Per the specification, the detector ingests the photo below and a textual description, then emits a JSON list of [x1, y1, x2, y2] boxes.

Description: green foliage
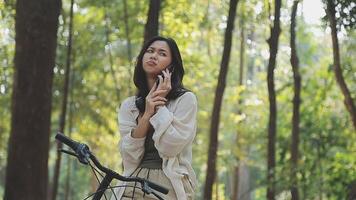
[[0, 0, 354, 199], [321, 0, 356, 31]]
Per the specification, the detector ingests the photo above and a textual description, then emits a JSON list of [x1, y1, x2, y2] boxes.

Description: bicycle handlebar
[[55, 132, 80, 150], [55, 132, 169, 195]]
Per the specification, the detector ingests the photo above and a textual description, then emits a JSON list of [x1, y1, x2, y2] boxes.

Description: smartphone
[[156, 64, 174, 85]]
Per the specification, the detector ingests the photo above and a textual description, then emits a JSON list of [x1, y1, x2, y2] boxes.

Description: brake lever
[[58, 143, 90, 165], [59, 149, 78, 158], [142, 182, 164, 200], [151, 191, 164, 200]]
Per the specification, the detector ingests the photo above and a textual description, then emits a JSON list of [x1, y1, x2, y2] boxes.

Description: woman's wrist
[[142, 113, 151, 121]]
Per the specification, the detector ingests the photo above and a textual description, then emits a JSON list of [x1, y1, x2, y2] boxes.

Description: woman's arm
[[131, 82, 167, 138], [119, 98, 146, 167], [150, 92, 197, 157]]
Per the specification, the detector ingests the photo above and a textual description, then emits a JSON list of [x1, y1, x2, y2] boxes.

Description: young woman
[[114, 36, 197, 200]]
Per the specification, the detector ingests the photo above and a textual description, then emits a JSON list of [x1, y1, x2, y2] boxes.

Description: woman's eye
[[159, 52, 167, 56], [146, 49, 154, 53]]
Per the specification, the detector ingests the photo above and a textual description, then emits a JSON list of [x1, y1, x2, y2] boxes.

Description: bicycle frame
[[55, 132, 168, 200]]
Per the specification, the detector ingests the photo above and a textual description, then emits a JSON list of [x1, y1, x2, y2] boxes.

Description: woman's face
[[142, 40, 172, 77]]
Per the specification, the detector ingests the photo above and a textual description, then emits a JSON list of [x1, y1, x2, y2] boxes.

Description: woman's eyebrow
[[158, 48, 168, 52], [148, 46, 168, 52]]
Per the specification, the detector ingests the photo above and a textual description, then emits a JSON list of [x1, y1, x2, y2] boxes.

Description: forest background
[[0, 0, 355, 199]]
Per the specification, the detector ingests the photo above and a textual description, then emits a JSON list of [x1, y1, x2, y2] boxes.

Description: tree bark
[[232, 14, 246, 200], [123, 0, 133, 62], [232, 165, 239, 200], [266, 0, 281, 199], [4, 0, 61, 199], [123, 0, 134, 94], [290, 1, 301, 200], [325, 0, 356, 130], [143, 0, 161, 44], [203, 0, 239, 199], [104, 5, 121, 102], [64, 61, 75, 200], [51, 0, 74, 199]]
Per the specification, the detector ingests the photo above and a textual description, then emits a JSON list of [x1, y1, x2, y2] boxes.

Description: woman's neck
[[147, 76, 156, 90]]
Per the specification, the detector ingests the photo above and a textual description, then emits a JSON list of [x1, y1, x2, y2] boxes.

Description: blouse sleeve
[[150, 92, 197, 157], [118, 98, 146, 168]]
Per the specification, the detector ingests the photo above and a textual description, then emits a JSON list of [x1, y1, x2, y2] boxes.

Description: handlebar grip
[[55, 132, 79, 151], [146, 179, 169, 194]]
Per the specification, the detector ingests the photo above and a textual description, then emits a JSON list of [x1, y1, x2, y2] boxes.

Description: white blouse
[[115, 92, 198, 200]]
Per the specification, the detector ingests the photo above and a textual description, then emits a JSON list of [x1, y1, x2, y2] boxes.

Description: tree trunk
[[347, 181, 356, 200], [232, 14, 246, 200], [237, 161, 251, 200], [123, 0, 133, 62], [123, 0, 133, 94], [104, 5, 121, 102], [51, 0, 74, 199], [4, 0, 61, 199], [290, 1, 301, 200], [64, 62, 75, 200], [203, 0, 239, 199], [266, 0, 281, 199], [325, 0, 356, 130], [143, 0, 161, 44], [232, 165, 239, 200]]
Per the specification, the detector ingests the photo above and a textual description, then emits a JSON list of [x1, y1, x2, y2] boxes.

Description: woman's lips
[[146, 60, 157, 66]]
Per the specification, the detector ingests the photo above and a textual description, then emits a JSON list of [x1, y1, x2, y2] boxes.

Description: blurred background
[[0, 0, 355, 199]]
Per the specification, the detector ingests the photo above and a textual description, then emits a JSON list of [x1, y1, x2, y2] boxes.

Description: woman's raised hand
[[144, 82, 167, 118], [156, 68, 172, 98]]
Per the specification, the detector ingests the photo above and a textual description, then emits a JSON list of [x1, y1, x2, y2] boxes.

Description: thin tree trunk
[[238, 20, 245, 88], [232, 14, 246, 200], [63, 153, 72, 200], [232, 166, 239, 200], [63, 111, 74, 200], [103, 5, 121, 102], [203, 0, 239, 199], [64, 50, 76, 200], [123, 0, 133, 94], [317, 144, 323, 200], [290, 1, 301, 200], [325, 0, 356, 129], [203, 0, 212, 58], [143, 0, 161, 44], [4, 0, 61, 199], [347, 181, 356, 200], [266, 0, 281, 199], [51, 0, 74, 199], [123, 0, 133, 62]]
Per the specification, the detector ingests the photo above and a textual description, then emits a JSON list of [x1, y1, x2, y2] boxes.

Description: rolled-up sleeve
[[150, 92, 197, 157], [118, 98, 145, 168]]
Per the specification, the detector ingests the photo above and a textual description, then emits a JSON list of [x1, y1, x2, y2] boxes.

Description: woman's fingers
[[158, 75, 163, 86], [150, 96, 167, 103], [153, 69, 172, 99], [152, 100, 167, 107], [146, 95, 166, 104], [148, 81, 157, 95], [151, 89, 168, 97], [162, 69, 171, 85], [162, 69, 168, 79]]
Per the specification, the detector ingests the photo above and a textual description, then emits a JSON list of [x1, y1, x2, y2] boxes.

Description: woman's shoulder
[[180, 91, 196, 99], [120, 96, 137, 110], [176, 91, 197, 105]]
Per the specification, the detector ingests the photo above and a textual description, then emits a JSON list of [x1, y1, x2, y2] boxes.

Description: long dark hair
[[134, 36, 189, 113]]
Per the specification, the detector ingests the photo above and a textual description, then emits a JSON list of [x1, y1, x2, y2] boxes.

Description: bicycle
[[55, 132, 169, 200]]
